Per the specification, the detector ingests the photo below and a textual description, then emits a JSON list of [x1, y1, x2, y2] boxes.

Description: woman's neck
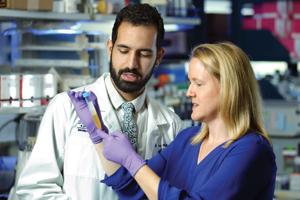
[[206, 118, 230, 144]]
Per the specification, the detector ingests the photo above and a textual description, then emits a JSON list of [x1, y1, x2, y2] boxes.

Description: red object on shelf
[[279, 37, 300, 58], [261, 17, 289, 38], [279, 38, 295, 52], [253, 1, 288, 17], [288, 1, 300, 16], [290, 19, 300, 33], [243, 17, 261, 30]]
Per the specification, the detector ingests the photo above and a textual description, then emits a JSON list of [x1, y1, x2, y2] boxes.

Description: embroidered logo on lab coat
[[154, 143, 167, 149], [77, 122, 87, 132]]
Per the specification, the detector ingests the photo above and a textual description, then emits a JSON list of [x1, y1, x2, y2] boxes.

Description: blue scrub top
[[103, 126, 277, 200]]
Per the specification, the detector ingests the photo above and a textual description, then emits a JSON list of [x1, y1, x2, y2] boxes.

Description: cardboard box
[[8, 0, 52, 11], [0, 0, 7, 8]]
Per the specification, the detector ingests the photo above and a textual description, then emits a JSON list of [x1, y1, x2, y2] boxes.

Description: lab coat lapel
[[92, 75, 122, 132], [142, 97, 170, 159], [147, 96, 169, 128]]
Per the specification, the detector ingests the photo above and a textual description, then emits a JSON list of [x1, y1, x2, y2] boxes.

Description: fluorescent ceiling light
[[205, 0, 231, 14], [251, 61, 287, 78]]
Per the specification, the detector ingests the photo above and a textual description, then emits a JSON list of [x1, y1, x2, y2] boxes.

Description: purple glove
[[100, 131, 146, 176], [67, 90, 108, 144]]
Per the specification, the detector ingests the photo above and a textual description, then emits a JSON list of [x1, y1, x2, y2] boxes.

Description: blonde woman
[[69, 42, 276, 200]]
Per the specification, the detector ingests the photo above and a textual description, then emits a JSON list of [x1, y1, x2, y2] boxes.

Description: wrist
[[89, 128, 103, 144], [125, 153, 146, 176]]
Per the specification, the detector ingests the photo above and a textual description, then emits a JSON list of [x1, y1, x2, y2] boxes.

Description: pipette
[[82, 91, 102, 129]]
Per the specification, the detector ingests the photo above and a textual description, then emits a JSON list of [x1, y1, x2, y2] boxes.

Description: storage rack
[[231, 0, 298, 76], [0, 5, 202, 114]]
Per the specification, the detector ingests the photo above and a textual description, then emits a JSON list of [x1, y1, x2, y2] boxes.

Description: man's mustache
[[119, 68, 142, 77]]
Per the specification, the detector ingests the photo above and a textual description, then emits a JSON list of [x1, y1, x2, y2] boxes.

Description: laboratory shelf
[[15, 58, 89, 68], [275, 190, 300, 200], [0, 8, 201, 25], [0, 8, 91, 21], [164, 17, 200, 25], [19, 43, 105, 51], [0, 106, 46, 114], [95, 14, 201, 25]]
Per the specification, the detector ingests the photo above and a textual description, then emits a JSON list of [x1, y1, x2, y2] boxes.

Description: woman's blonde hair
[[191, 42, 271, 146]]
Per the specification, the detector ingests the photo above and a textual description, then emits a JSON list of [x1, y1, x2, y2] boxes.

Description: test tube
[[82, 91, 102, 129]]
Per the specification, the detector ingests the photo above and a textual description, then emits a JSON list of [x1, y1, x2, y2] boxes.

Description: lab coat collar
[[104, 74, 146, 113], [94, 73, 169, 128], [146, 96, 169, 126]]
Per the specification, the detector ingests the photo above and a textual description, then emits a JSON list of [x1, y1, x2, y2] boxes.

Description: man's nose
[[127, 52, 138, 69]]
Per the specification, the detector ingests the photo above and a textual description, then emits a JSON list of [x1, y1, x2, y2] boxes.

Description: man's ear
[[107, 40, 113, 57], [156, 48, 165, 66]]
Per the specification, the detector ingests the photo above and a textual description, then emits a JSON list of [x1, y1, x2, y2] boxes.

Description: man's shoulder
[[146, 97, 176, 115], [146, 97, 181, 122]]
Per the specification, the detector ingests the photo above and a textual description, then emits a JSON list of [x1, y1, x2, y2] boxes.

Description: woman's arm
[[134, 165, 160, 200], [94, 143, 121, 176], [103, 133, 276, 200]]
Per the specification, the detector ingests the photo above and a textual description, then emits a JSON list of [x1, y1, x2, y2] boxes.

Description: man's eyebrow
[[116, 44, 129, 48]]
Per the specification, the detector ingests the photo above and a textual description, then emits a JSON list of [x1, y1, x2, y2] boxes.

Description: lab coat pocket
[[64, 130, 102, 179], [144, 126, 175, 159], [143, 129, 163, 159]]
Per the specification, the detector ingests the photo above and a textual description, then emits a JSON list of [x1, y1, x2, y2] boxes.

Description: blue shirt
[[102, 126, 277, 200]]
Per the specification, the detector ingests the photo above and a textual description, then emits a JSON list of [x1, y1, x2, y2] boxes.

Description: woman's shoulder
[[236, 132, 270, 146], [174, 126, 201, 142], [231, 132, 274, 156]]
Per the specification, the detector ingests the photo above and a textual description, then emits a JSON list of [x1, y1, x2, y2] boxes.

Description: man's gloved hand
[[99, 131, 146, 176], [67, 90, 108, 144]]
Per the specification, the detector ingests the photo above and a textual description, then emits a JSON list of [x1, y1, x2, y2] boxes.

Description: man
[[16, 4, 183, 200]]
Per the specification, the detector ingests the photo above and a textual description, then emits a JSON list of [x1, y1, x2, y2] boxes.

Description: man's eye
[[119, 49, 128, 54], [139, 51, 152, 57]]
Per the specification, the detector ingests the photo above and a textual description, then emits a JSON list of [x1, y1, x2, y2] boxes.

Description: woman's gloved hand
[[67, 90, 108, 144], [100, 131, 146, 176]]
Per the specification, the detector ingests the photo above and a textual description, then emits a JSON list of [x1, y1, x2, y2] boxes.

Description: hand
[[67, 90, 108, 144], [100, 131, 146, 176]]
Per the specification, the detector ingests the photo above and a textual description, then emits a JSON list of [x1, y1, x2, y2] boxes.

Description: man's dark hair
[[111, 3, 165, 49]]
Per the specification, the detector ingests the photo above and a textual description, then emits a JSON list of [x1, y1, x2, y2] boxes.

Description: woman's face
[[186, 57, 221, 123]]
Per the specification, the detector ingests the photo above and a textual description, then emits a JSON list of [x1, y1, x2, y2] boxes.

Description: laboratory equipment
[[262, 100, 300, 137], [82, 91, 102, 129]]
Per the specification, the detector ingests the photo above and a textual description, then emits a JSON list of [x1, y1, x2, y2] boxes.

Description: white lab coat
[[16, 73, 183, 200]]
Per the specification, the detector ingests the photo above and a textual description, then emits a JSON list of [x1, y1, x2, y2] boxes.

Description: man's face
[[108, 22, 164, 94]]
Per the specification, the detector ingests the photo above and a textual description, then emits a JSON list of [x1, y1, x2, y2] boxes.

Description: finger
[[67, 90, 75, 99], [76, 91, 84, 100], [96, 129, 109, 139], [111, 131, 125, 138], [89, 91, 97, 101]]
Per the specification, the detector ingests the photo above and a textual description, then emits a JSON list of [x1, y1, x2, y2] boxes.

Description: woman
[[69, 42, 277, 199]]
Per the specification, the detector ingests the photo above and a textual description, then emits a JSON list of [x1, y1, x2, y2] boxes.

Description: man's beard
[[109, 59, 155, 93]]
